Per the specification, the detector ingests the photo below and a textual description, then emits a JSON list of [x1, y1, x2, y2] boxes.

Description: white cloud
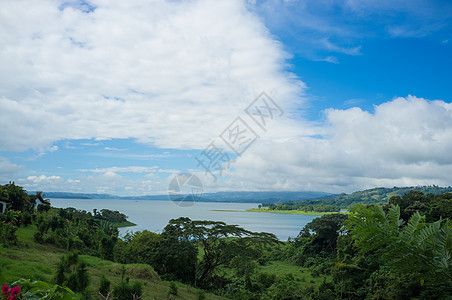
[[9, 94, 452, 195], [23, 175, 62, 183], [2, 0, 452, 195], [327, 96, 452, 164], [220, 96, 452, 193], [316, 56, 339, 64], [321, 38, 361, 55], [67, 178, 80, 183], [0, 0, 304, 152], [17, 175, 64, 190], [0, 157, 23, 182], [80, 166, 159, 173], [104, 147, 127, 151]]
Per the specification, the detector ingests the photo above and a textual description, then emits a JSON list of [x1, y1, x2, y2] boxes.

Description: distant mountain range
[[42, 191, 332, 204], [40, 185, 452, 206]]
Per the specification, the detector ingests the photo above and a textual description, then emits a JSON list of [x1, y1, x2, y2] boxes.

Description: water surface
[[50, 199, 319, 240]]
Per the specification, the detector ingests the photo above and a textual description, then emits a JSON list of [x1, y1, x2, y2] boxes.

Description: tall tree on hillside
[[1, 182, 30, 212], [298, 213, 348, 254], [387, 190, 427, 221], [162, 217, 279, 289]]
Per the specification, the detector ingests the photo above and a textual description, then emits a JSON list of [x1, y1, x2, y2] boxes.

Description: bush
[[197, 289, 206, 300], [21, 211, 33, 227], [67, 236, 84, 251], [54, 252, 89, 293], [113, 279, 143, 300], [54, 262, 66, 285], [76, 262, 89, 291], [99, 275, 111, 297], [1, 223, 18, 244], [264, 274, 305, 300], [37, 203, 50, 212], [167, 281, 178, 296]]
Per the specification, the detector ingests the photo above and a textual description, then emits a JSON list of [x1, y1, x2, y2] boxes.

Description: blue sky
[[1, 0, 452, 195]]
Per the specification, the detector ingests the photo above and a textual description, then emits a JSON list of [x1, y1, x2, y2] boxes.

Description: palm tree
[[36, 191, 50, 205]]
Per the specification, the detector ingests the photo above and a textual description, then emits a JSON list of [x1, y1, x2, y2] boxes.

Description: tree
[[426, 192, 452, 222], [1, 182, 30, 212], [387, 190, 427, 221], [298, 213, 348, 254], [162, 217, 279, 289]]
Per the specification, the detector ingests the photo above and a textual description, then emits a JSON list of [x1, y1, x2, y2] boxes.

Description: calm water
[[50, 199, 319, 240]]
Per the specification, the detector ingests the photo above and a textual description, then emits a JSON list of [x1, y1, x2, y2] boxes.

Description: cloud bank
[[1, 0, 452, 195], [224, 96, 452, 193], [0, 0, 304, 152]]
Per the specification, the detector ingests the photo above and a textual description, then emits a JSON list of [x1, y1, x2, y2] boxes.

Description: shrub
[[99, 275, 111, 297], [167, 281, 178, 296], [197, 289, 206, 300], [112, 279, 143, 300], [37, 203, 50, 213]]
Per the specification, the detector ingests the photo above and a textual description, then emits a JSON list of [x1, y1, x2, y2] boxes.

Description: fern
[[387, 205, 402, 236], [345, 204, 452, 282], [400, 212, 422, 244]]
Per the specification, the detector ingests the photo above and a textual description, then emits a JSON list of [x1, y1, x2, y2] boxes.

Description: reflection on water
[[51, 199, 319, 240]]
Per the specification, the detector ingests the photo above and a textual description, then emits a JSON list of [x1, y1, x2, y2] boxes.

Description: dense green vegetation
[[247, 208, 340, 216], [260, 185, 452, 213], [246, 202, 341, 216], [1, 182, 451, 299], [259, 203, 341, 213], [288, 185, 452, 208]]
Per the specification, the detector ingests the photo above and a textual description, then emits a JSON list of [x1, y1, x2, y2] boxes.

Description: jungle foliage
[[0, 183, 451, 299]]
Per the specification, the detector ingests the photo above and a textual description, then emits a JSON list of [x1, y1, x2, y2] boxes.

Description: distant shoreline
[[114, 220, 137, 228], [210, 209, 244, 212], [246, 208, 340, 216]]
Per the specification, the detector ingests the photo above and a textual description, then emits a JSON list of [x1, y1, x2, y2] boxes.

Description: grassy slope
[[0, 225, 224, 300], [258, 261, 326, 286], [1, 226, 327, 299]]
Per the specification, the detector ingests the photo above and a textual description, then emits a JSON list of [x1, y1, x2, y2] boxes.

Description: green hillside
[[0, 225, 224, 300], [296, 185, 452, 207]]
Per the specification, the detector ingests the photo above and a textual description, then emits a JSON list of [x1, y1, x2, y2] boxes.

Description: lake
[[50, 198, 319, 240]]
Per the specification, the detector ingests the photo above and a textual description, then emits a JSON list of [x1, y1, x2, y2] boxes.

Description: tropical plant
[[0, 182, 31, 212], [345, 204, 452, 284], [8, 279, 79, 299], [112, 279, 142, 300]]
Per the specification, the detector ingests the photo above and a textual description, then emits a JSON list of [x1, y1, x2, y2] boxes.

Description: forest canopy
[[0, 183, 451, 299]]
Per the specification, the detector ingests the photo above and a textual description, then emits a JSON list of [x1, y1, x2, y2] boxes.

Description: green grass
[[0, 226, 225, 300], [258, 261, 327, 286], [0, 226, 65, 283], [246, 208, 339, 216], [2, 225, 328, 299]]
